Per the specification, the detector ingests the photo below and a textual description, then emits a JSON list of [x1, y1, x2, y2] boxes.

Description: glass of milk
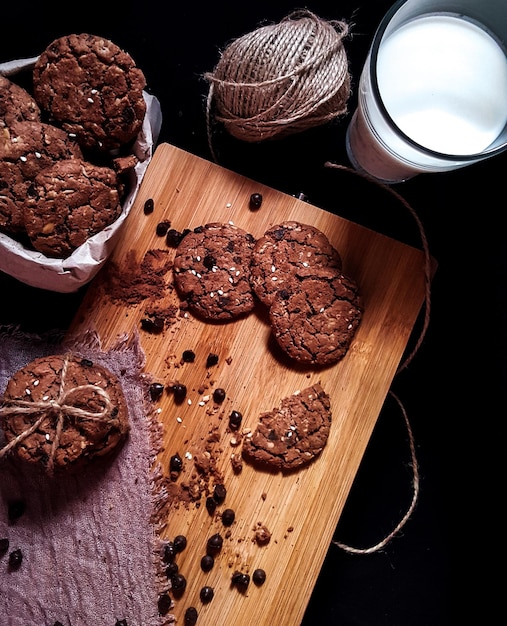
[[345, 0, 507, 183]]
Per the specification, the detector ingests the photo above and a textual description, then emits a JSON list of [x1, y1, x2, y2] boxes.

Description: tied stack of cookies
[[0, 33, 153, 266], [0, 354, 130, 476]]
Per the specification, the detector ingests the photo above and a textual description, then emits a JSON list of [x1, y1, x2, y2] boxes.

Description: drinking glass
[[346, 0, 507, 183]]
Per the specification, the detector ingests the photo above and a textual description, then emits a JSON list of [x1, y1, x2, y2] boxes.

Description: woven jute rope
[[324, 162, 432, 555], [0, 355, 114, 475], [205, 10, 351, 152]]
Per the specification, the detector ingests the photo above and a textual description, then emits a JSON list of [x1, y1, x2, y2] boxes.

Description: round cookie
[[23, 157, 122, 258], [269, 266, 363, 366], [0, 354, 129, 475], [242, 383, 331, 471], [250, 221, 342, 307], [32, 33, 147, 153], [0, 75, 41, 127], [173, 222, 257, 320], [0, 120, 83, 235]]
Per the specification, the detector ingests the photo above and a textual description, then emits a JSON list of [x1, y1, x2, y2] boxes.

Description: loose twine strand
[[205, 11, 351, 158], [324, 162, 432, 554], [0, 355, 114, 475]]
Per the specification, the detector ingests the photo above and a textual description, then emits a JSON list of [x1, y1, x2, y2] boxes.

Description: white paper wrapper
[[0, 56, 163, 293]]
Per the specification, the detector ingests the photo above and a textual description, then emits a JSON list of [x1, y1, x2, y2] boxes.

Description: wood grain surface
[[70, 143, 429, 625]]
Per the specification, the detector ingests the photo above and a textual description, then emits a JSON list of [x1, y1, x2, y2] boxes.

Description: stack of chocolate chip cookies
[[0, 33, 147, 258]]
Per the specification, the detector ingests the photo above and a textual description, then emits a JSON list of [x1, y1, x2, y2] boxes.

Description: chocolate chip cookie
[[242, 383, 331, 471], [0, 75, 41, 127], [250, 221, 342, 306], [173, 222, 257, 320], [269, 266, 363, 366], [0, 120, 83, 235], [0, 354, 129, 474], [32, 33, 147, 153], [24, 157, 122, 257]]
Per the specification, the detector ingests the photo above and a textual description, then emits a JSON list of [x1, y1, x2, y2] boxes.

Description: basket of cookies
[[0, 33, 162, 292]]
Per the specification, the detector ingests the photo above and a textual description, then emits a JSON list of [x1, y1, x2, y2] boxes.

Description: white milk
[[377, 14, 507, 155]]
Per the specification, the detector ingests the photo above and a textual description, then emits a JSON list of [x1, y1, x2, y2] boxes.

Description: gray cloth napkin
[[0, 327, 171, 626]]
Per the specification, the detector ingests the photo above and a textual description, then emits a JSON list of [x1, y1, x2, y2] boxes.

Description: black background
[[1, 1, 506, 624]]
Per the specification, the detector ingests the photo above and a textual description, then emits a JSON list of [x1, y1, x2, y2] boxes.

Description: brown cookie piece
[[269, 266, 363, 366], [173, 222, 257, 320], [23, 157, 122, 258], [0, 120, 83, 235], [242, 383, 331, 471], [0, 354, 129, 474], [250, 221, 342, 306], [0, 75, 41, 127], [32, 33, 147, 153]]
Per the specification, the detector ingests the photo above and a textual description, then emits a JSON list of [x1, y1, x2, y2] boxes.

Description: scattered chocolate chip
[[115, 619, 128, 626], [156, 220, 171, 236], [143, 198, 154, 214], [213, 484, 227, 504], [163, 541, 176, 563], [165, 562, 179, 578], [169, 453, 183, 474], [205, 496, 217, 515], [166, 228, 184, 247], [252, 568, 266, 586], [205, 353, 219, 368], [7, 500, 25, 523], [140, 315, 165, 334], [149, 382, 165, 401], [184, 606, 198, 626], [54, 621, 65, 626], [200, 554, 214, 572], [206, 533, 223, 556], [0, 538, 9, 556], [231, 571, 250, 590], [228, 410, 243, 430], [158, 592, 172, 615], [212, 388, 226, 404], [173, 534, 187, 553], [182, 350, 196, 363], [170, 573, 187, 597], [249, 193, 263, 210], [8, 548, 22, 570], [171, 383, 187, 403], [221, 508, 235, 527], [199, 585, 214, 603]]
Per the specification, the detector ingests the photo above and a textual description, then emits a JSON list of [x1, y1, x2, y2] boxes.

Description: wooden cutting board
[[70, 143, 429, 625]]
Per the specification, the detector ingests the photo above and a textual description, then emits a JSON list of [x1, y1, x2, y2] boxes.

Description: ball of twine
[[205, 10, 351, 146]]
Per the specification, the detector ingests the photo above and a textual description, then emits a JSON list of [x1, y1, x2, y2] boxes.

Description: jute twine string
[[324, 162, 432, 555], [205, 10, 351, 156], [0, 355, 114, 475]]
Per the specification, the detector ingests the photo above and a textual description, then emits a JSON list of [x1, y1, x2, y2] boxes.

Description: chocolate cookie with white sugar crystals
[[24, 157, 122, 258], [250, 220, 342, 307], [242, 383, 331, 471], [0, 355, 129, 474], [0, 75, 41, 127], [32, 33, 147, 153], [0, 120, 82, 236], [173, 222, 257, 320], [269, 266, 363, 366]]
